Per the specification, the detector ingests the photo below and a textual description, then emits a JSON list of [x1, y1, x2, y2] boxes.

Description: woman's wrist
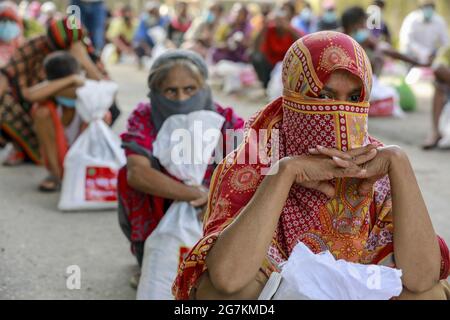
[[384, 146, 409, 176], [277, 156, 307, 184]]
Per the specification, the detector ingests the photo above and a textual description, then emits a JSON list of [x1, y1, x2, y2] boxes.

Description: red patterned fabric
[[173, 31, 450, 300]]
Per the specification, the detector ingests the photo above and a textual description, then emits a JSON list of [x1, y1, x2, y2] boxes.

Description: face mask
[[0, 21, 21, 42], [322, 10, 337, 24], [422, 6, 434, 21], [144, 13, 158, 27], [205, 11, 215, 24], [149, 87, 214, 131], [300, 8, 312, 21], [56, 96, 77, 108], [352, 29, 370, 44]]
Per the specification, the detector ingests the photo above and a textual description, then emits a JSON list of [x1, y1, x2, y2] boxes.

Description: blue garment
[[292, 16, 317, 35], [133, 14, 169, 47], [71, 0, 107, 52]]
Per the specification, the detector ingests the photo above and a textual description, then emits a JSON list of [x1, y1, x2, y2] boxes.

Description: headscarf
[[148, 49, 214, 132], [172, 31, 449, 299], [47, 16, 85, 50], [0, 1, 23, 26]]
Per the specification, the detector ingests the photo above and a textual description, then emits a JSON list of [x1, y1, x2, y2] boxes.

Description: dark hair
[[341, 6, 367, 31], [282, 1, 296, 17], [44, 51, 80, 80]]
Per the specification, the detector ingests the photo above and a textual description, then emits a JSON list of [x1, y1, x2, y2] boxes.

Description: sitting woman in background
[[118, 50, 244, 286], [212, 3, 253, 64], [32, 51, 112, 192], [0, 1, 24, 67], [0, 17, 119, 170], [173, 32, 450, 300]]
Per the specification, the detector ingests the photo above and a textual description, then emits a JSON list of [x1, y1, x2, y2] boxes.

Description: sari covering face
[[172, 31, 450, 300]]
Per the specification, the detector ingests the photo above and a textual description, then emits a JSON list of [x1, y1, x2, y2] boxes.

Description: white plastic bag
[[58, 80, 124, 211], [267, 62, 283, 101], [137, 110, 225, 300], [370, 75, 404, 118], [260, 242, 403, 300], [438, 101, 450, 149]]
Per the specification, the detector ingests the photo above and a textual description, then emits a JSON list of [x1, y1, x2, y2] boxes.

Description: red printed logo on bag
[[178, 246, 191, 269], [85, 167, 118, 202]]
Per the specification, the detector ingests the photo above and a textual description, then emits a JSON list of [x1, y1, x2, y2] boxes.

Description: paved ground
[[0, 64, 449, 299]]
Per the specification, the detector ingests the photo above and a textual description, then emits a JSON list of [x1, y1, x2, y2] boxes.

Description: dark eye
[[349, 94, 361, 102], [165, 88, 177, 95], [184, 86, 196, 94], [318, 92, 333, 100]]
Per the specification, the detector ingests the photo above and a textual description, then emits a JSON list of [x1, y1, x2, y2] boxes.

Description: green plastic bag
[[381, 77, 417, 111]]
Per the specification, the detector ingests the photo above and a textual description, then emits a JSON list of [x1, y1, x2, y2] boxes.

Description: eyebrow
[[321, 86, 363, 94]]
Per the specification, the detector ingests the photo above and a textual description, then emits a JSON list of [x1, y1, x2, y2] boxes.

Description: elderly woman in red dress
[[118, 50, 244, 276], [173, 32, 450, 300]]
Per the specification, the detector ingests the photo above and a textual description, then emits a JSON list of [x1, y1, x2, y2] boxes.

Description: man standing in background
[[71, 0, 107, 53], [399, 0, 449, 66]]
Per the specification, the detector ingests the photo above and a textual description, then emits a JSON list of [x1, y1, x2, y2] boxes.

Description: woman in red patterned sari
[[173, 31, 450, 300]]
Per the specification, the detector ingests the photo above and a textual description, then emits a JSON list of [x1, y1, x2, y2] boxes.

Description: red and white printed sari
[[173, 31, 450, 300]]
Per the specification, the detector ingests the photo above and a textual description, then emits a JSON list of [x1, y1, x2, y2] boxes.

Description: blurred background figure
[[423, 46, 450, 149], [370, 0, 391, 44], [317, 0, 340, 31], [249, 2, 272, 34], [399, 0, 449, 66], [105, 4, 137, 64], [212, 3, 253, 63], [251, 3, 302, 91], [292, 1, 317, 35], [167, 1, 192, 48], [71, 0, 107, 53], [18, 0, 45, 38], [39, 1, 58, 27], [0, 1, 24, 67], [182, 2, 225, 58], [133, 1, 169, 68]]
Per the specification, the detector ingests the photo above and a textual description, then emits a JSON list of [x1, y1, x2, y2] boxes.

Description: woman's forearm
[[22, 76, 75, 102], [127, 160, 201, 202], [69, 41, 105, 81], [206, 161, 295, 295], [388, 149, 441, 292]]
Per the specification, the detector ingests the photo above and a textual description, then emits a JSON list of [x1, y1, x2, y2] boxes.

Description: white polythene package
[[438, 101, 450, 149], [58, 80, 125, 211], [137, 110, 225, 300], [259, 242, 403, 300]]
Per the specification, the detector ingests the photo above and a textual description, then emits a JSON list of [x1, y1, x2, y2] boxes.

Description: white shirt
[[399, 9, 449, 64]]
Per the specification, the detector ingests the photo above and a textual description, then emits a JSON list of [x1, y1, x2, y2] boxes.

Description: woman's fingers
[[190, 196, 208, 207], [332, 156, 353, 168], [309, 145, 352, 160], [333, 166, 367, 179], [353, 148, 378, 165], [309, 144, 377, 161]]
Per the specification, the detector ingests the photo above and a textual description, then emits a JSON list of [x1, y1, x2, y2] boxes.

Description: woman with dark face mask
[[117, 50, 244, 286]]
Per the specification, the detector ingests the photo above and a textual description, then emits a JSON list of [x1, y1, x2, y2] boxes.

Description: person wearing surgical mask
[[32, 51, 113, 192], [399, 0, 449, 66], [133, 1, 170, 68], [182, 2, 225, 58], [342, 6, 429, 77], [0, 2, 24, 67], [292, 2, 317, 35], [317, 0, 340, 32]]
